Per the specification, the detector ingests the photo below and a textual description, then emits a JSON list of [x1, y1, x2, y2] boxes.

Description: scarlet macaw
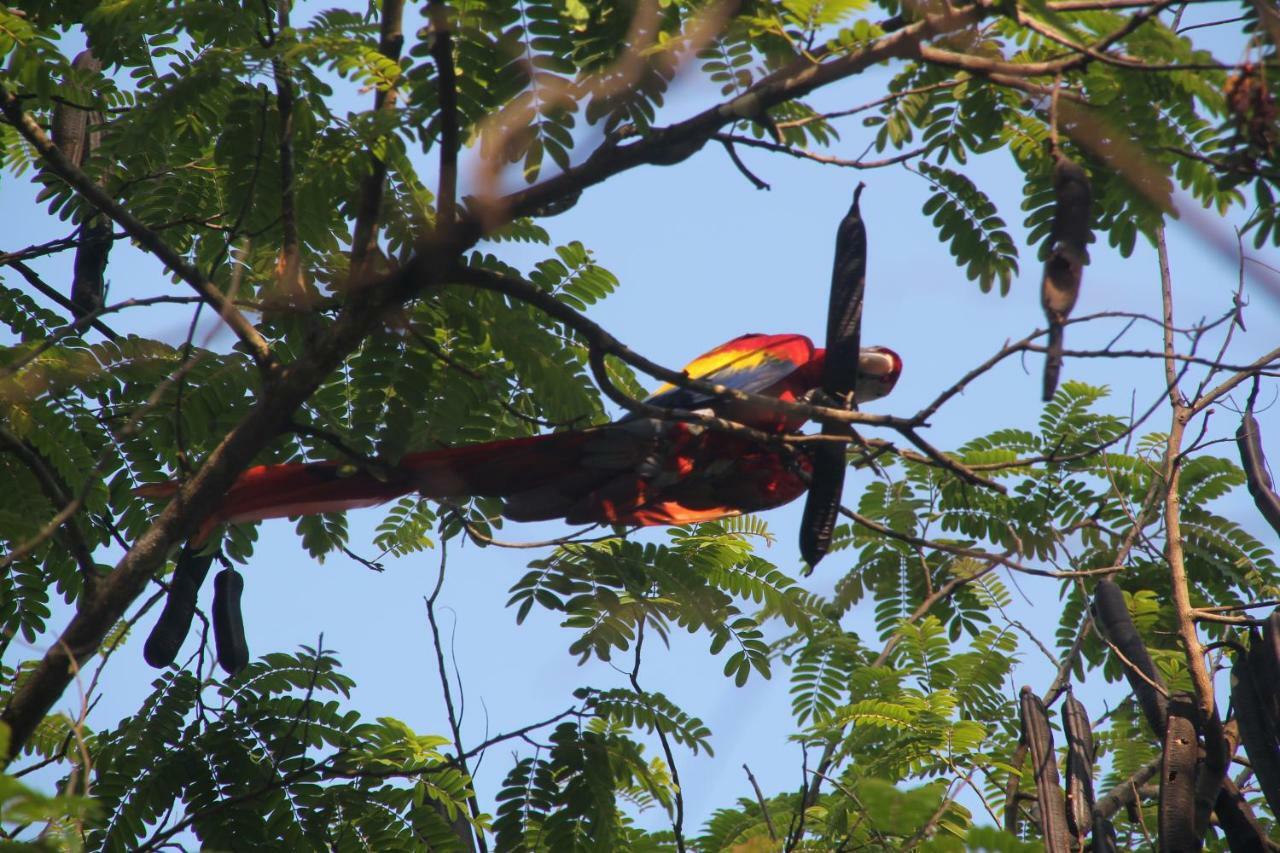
[[137, 333, 902, 541]]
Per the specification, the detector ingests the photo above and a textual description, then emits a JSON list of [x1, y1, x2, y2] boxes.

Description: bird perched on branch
[[137, 333, 902, 544]]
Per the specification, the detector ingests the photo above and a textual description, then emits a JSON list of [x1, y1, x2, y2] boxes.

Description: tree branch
[[0, 241, 458, 761]]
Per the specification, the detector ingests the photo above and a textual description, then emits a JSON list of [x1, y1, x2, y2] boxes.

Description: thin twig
[[425, 540, 488, 852], [631, 620, 686, 852], [743, 764, 778, 840]]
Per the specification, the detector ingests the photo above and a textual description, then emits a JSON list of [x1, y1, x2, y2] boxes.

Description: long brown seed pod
[[52, 48, 111, 320], [1019, 686, 1071, 852], [1203, 717, 1274, 850], [1041, 154, 1091, 402], [1231, 648, 1280, 819], [1061, 693, 1096, 842], [1192, 710, 1229, 842], [1092, 579, 1168, 736], [1090, 813, 1119, 853], [212, 567, 249, 676], [1215, 777, 1278, 851], [1159, 695, 1201, 852], [143, 545, 215, 668], [1258, 611, 1280, 724], [1237, 406, 1280, 537], [800, 184, 866, 569]]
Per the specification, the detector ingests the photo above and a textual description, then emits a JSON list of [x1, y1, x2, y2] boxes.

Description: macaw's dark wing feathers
[[801, 185, 867, 569], [136, 417, 813, 545], [642, 333, 816, 412]]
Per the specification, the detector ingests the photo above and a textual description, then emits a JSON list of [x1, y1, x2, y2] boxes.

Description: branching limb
[[1154, 225, 1217, 723], [714, 132, 926, 169], [1093, 758, 1162, 820]]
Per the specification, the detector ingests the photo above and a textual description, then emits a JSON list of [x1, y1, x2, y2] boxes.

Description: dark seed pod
[[1193, 712, 1230, 842], [1019, 686, 1071, 852], [1040, 155, 1091, 402], [1158, 695, 1201, 852], [1061, 693, 1096, 842], [51, 49, 111, 321], [1214, 777, 1277, 851], [1256, 612, 1280, 725], [143, 546, 215, 668], [1232, 648, 1280, 819], [51, 49, 103, 169], [1091, 579, 1168, 736], [801, 184, 867, 569], [1236, 410, 1280, 537], [1091, 813, 1119, 853], [212, 568, 249, 676]]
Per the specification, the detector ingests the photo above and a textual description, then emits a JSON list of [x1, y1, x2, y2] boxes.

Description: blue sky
[[4, 3, 1280, 839]]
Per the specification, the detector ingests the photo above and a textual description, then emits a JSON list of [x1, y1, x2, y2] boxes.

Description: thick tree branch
[[0, 243, 457, 761], [488, 0, 1000, 226]]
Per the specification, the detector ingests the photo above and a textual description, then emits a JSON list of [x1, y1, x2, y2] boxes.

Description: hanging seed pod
[[1158, 695, 1201, 852], [1261, 611, 1280, 723], [1061, 693, 1096, 842], [1193, 712, 1230, 842], [1203, 717, 1274, 850], [1215, 777, 1277, 851], [143, 546, 215, 668], [801, 184, 867, 569], [51, 49, 103, 169], [1019, 687, 1071, 852], [1091, 579, 1168, 735], [1090, 813, 1119, 853], [1236, 405, 1280, 537], [212, 568, 249, 676], [1232, 646, 1280, 818], [52, 49, 111, 320], [1040, 154, 1091, 402]]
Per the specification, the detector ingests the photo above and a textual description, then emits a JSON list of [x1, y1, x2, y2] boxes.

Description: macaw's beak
[[855, 346, 903, 402]]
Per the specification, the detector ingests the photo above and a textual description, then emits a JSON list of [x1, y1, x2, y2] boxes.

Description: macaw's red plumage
[[136, 333, 902, 542]]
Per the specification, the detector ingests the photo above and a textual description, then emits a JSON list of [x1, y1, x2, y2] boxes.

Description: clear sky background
[[4, 2, 1280, 839]]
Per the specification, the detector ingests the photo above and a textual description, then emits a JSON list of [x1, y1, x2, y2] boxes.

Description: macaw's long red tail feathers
[[133, 431, 598, 537], [134, 460, 421, 542]]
